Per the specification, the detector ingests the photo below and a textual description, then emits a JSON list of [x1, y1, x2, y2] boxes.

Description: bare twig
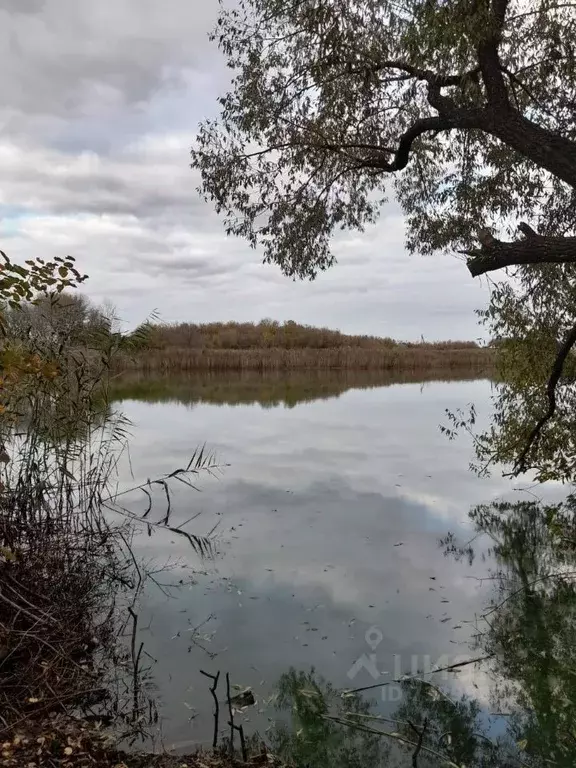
[[223, 671, 249, 760], [200, 669, 220, 749], [127, 607, 144, 723], [323, 715, 453, 764], [408, 718, 428, 767], [234, 722, 248, 762], [226, 671, 234, 757]]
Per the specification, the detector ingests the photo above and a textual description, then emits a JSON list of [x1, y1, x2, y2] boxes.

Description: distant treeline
[[118, 320, 493, 373], [1, 297, 492, 374], [146, 319, 482, 352]]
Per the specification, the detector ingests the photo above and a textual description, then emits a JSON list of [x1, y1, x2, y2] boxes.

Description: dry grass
[[0, 303, 218, 746], [119, 344, 492, 373], [0, 513, 122, 732], [0, 714, 284, 767], [0, 431, 217, 739]]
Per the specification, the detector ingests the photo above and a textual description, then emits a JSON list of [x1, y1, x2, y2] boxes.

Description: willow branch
[[465, 224, 576, 276]]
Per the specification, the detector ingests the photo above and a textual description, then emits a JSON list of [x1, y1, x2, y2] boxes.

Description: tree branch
[[514, 321, 576, 474], [361, 115, 456, 172], [408, 718, 428, 767], [477, 0, 511, 108], [465, 224, 576, 277], [323, 715, 454, 765], [200, 669, 220, 749], [339, 45, 480, 88], [500, 65, 557, 120], [366, 60, 478, 88], [344, 654, 493, 694]]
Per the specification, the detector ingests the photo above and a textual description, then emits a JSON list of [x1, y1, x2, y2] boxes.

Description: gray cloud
[[0, 1, 219, 115], [0, 0, 491, 338]]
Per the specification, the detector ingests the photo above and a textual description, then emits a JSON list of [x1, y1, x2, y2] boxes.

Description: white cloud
[[0, 0, 491, 337]]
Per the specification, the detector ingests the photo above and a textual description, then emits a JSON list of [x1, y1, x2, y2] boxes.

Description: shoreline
[[2, 715, 281, 767]]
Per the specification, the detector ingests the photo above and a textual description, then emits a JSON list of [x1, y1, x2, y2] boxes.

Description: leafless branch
[[200, 669, 221, 749], [408, 718, 428, 767]]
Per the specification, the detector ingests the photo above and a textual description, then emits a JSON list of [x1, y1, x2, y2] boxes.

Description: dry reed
[[118, 345, 492, 373], [0, 305, 217, 741]]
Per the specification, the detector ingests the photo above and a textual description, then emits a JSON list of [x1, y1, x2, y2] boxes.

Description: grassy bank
[[119, 320, 492, 373]]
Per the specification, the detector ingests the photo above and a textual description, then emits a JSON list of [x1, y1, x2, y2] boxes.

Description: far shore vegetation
[[124, 320, 493, 373], [2, 293, 494, 375]]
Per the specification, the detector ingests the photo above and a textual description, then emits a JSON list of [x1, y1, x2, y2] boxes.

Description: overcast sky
[[0, 0, 491, 339]]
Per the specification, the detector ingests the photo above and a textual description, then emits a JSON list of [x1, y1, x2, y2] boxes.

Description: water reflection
[[266, 668, 511, 767], [111, 372, 571, 762], [444, 496, 576, 766], [262, 496, 576, 766], [111, 369, 488, 409], [268, 668, 390, 767]]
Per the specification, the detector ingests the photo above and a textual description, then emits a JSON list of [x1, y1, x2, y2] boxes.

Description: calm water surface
[[111, 372, 556, 751]]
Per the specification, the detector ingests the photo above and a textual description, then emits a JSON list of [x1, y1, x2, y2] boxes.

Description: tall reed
[[0, 296, 217, 739], [117, 345, 492, 373]]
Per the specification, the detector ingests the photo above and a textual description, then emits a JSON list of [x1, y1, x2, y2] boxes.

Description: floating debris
[[230, 687, 255, 708]]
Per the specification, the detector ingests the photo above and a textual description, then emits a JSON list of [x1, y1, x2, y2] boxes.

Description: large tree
[[192, 0, 576, 478]]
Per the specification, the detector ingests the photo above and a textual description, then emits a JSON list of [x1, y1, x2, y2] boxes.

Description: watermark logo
[[347, 626, 383, 681], [347, 625, 466, 702]]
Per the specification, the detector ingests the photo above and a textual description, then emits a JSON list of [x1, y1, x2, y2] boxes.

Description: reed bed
[[118, 320, 492, 373], [0, 477, 127, 731], [0, 302, 218, 744], [0, 408, 216, 739], [118, 344, 493, 374]]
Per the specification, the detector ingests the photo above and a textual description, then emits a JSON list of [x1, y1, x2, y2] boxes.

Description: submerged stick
[[200, 669, 220, 749], [226, 672, 234, 756]]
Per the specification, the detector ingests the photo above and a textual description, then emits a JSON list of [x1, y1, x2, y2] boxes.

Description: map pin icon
[[365, 626, 383, 650]]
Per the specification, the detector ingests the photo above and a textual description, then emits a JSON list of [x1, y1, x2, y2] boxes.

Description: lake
[[110, 371, 563, 755]]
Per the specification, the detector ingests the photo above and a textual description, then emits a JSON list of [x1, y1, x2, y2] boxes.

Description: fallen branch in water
[[343, 653, 493, 694], [323, 714, 452, 765]]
